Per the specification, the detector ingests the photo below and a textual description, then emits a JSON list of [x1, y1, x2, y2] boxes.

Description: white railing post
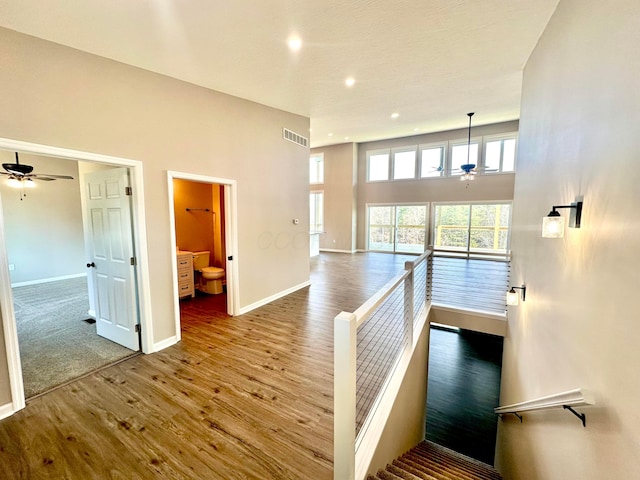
[[404, 261, 414, 348], [334, 311, 357, 480]]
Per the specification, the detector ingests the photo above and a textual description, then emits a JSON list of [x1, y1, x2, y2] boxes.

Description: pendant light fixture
[[460, 112, 476, 182]]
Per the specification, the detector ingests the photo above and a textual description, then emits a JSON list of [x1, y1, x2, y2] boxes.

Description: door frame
[[167, 171, 240, 338], [0, 137, 153, 416]]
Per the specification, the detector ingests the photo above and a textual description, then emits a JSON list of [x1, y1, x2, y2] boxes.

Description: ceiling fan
[[450, 112, 497, 181], [1, 152, 74, 186]]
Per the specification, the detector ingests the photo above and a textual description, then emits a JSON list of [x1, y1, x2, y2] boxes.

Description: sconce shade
[[542, 212, 565, 238], [506, 289, 519, 306], [7, 177, 21, 188]]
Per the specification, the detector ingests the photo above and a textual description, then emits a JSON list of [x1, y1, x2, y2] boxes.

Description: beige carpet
[[13, 276, 137, 398]]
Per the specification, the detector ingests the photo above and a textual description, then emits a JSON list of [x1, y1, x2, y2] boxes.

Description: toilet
[[192, 251, 225, 295]]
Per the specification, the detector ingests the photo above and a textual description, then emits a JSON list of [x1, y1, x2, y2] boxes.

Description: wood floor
[[0, 252, 412, 480]]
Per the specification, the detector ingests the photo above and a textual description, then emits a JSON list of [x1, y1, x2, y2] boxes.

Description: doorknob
[[86, 262, 96, 268]]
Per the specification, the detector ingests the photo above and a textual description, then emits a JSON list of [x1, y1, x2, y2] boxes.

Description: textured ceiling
[[0, 0, 559, 147]]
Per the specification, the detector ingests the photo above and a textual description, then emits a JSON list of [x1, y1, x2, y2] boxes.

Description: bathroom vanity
[[176, 251, 195, 298]]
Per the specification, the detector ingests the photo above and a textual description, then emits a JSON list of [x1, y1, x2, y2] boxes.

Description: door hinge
[[130, 257, 137, 266], [125, 186, 133, 196], [135, 324, 141, 333]]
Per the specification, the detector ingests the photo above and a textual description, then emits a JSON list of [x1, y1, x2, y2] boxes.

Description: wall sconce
[[542, 197, 583, 238], [507, 285, 526, 306]]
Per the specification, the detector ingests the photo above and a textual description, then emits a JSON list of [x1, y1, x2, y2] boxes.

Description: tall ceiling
[[0, 0, 559, 147]]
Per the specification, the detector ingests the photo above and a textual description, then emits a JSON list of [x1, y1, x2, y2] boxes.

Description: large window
[[310, 191, 324, 232], [484, 135, 517, 173], [432, 203, 511, 254], [368, 204, 427, 254], [310, 153, 324, 184]]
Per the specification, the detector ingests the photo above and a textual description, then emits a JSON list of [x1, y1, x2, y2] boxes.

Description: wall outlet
[[8, 264, 14, 271]]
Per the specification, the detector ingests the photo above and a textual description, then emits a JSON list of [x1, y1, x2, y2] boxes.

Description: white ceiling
[[0, 0, 559, 147]]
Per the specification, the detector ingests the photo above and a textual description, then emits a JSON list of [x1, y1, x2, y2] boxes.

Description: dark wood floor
[[0, 252, 412, 479], [425, 327, 503, 465]]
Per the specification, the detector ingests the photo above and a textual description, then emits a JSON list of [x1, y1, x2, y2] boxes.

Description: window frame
[[366, 202, 429, 253], [430, 201, 513, 255], [448, 137, 481, 176], [309, 153, 324, 185], [309, 190, 324, 233], [391, 145, 418, 181], [481, 132, 518, 174], [366, 148, 391, 183], [418, 142, 447, 178]]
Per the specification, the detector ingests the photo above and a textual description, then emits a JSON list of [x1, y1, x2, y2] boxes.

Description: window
[[368, 204, 428, 253], [420, 144, 446, 177], [450, 141, 479, 175], [433, 203, 511, 254], [310, 153, 324, 184], [367, 150, 390, 182], [392, 147, 417, 180], [310, 191, 324, 232], [484, 135, 517, 173]]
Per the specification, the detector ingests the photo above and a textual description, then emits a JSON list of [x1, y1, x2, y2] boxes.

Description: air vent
[[283, 128, 308, 148]]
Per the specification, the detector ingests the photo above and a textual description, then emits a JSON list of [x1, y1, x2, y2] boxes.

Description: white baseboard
[[320, 248, 357, 254], [11, 272, 87, 288], [238, 280, 311, 315], [0, 402, 15, 421], [153, 335, 179, 353]]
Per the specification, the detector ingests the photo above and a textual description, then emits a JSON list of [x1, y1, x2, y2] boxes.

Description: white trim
[[0, 193, 25, 414], [153, 335, 179, 353], [11, 272, 87, 288], [0, 402, 16, 421], [431, 303, 507, 321], [319, 248, 357, 254], [237, 280, 311, 315], [0, 137, 154, 416], [166, 171, 241, 344]]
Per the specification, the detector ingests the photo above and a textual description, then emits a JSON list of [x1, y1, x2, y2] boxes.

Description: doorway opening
[[0, 138, 152, 415], [167, 171, 239, 340]]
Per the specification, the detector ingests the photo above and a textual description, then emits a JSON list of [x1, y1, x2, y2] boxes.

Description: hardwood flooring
[[0, 252, 412, 479], [425, 327, 504, 465]]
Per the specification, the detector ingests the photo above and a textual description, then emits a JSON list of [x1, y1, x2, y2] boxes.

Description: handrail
[[495, 388, 595, 427]]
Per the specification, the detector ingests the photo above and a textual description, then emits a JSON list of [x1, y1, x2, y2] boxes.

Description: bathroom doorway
[[167, 172, 239, 336]]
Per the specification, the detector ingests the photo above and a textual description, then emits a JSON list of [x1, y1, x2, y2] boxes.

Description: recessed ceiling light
[[344, 136, 350, 140], [328, 133, 334, 137], [414, 128, 419, 131], [288, 35, 302, 52], [391, 113, 400, 119], [345, 77, 355, 87]]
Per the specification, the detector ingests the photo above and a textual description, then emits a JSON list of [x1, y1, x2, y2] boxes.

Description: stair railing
[[334, 250, 432, 480], [494, 388, 595, 427]]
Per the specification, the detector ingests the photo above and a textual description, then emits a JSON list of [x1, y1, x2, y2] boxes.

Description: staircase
[[367, 440, 502, 480]]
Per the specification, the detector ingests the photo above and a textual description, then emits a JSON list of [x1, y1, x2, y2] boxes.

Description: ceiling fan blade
[[31, 176, 56, 181], [33, 174, 74, 180]]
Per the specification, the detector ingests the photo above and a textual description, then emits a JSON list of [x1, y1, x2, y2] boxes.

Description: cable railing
[[334, 250, 432, 480]]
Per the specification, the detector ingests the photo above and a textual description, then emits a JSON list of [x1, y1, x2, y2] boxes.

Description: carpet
[[13, 276, 136, 398]]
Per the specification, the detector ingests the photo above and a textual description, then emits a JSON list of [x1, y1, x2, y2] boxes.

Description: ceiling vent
[[283, 128, 308, 148]]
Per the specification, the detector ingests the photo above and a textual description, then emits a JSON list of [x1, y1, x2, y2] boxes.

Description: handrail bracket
[[563, 405, 586, 427], [498, 412, 522, 423]]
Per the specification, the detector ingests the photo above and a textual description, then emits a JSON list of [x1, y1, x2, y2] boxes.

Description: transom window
[[450, 141, 479, 176], [392, 147, 417, 180], [367, 150, 390, 182], [484, 136, 517, 173], [420, 144, 446, 177], [310, 153, 324, 184]]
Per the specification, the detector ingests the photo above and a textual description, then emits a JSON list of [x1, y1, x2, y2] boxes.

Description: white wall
[[496, 0, 640, 478], [0, 27, 310, 406], [0, 152, 86, 285]]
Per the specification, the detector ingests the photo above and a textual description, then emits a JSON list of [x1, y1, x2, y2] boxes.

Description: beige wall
[[0, 27, 309, 404], [310, 143, 358, 252], [356, 122, 518, 250], [496, 0, 640, 478], [0, 152, 86, 284]]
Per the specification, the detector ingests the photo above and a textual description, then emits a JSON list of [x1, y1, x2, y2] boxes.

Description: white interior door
[[85, 168, 139, 351]]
